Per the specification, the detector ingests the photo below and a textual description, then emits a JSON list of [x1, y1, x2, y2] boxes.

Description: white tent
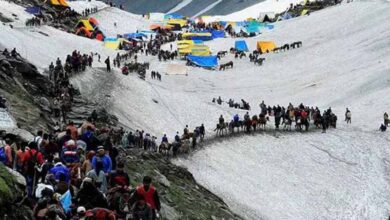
[[164, 64, 188, 75], [149, 12, 165, 22]]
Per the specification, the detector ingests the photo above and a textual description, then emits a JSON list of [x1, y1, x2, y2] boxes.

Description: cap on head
[[143, 176, 152, 184], [77, 206, 86, 213]]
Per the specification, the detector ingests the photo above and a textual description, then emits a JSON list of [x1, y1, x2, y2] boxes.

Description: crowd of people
[[212, 97, 251, 110], [0, 117, 164, 219]]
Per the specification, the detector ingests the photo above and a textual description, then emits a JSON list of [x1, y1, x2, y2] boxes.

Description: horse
[[158, 142, 171, 156], [217, 51, 228, 57], [282, 117, 292, 131], [219, 61, 233, 71], [281, 44, 290, 51], [214, 122, 228, 136], [244, 118, 252, 133], [179, 139, 190, 154], [229, 120, 243, 133], [258, 116, 269, 130], [254, 58, 266, 66]]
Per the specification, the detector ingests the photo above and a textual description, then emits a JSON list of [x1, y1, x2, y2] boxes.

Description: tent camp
[[257, 41, 277, 53], [187, 55, 218, 68], [235, 40, 249, 52], [164, 64, 188, 75]]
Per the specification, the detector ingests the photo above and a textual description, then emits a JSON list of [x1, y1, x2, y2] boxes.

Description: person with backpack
[[75, 177, 108, 210], [130, 176, 161, 220], [23, 142, 44, 197]]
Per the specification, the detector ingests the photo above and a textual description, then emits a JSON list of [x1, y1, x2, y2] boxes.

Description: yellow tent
[[58, 0, 69, 7], [50, 0, 60, 6], [257, 41, 277, 53], [301, 9, 309, 16], [78, 20, 94, 31], [167, 19, 187, 27], [104, 38, 130, 50], [177, 40, 194, 45]]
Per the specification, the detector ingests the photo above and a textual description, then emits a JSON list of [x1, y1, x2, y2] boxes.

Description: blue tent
[[211, 30, 225, 39], [193, 40, 204, 44], [235, 40, 249, 52], [123, 33, 147, 39], [191, 35, 213, 41], [187, 55, 218, 68], [25, 6, 41, 15], [164, 13, 184, 19]]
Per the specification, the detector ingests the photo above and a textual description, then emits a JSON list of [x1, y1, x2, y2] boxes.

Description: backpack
[[0, 147, 7, 164], [24, 150, 39, 175]]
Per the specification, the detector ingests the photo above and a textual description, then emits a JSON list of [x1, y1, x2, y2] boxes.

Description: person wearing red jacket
[[130, 176, 161, 220], [23, 142, 44, 197]]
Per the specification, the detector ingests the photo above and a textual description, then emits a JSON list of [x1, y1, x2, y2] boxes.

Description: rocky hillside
[[122, 149, 242, 219]]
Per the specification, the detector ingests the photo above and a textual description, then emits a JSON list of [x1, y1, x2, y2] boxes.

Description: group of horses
[[214, 110, 337, 136], [272, 41, 303, 53], [219, 61, 234, 70]]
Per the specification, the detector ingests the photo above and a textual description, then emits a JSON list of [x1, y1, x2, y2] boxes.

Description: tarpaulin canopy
[[25, 6, 41, 15], [211, 30, 225, 39], [124, 33, 147, 39], [257, 41, 277, 53], [235, 40, 249, 52], [167, 19, 187, 27], [58, 0, 69, 7], [50, 0, 60, 5], [104, 38, 130, 50], [187, 55, 218, 68], [164, 13, 184, 20], [76, 20, 94, 31], [88, 17, 99, 26]]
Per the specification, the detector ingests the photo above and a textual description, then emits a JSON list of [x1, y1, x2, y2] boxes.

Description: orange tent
[[89, 17, 99, 26], [58, 0, 69, 7], [257, 41, 277, 53]]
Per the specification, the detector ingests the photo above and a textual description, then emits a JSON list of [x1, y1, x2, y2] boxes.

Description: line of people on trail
[[212, 97, 250, 110], [215, 101, 339, 135], [0, 117, 163, 220], [81, 7, 98, 17], [123, 124, 205, 157]]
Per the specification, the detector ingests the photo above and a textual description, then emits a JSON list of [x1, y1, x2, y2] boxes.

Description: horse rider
[[219, 115, 225, 125], [244, 112, 250, 121], [161, 134, 168, 143], [183, 125, 189, 137], [234, 114, 239, 123], [384, 112, 389, 127], [174, 132, 181, 143]]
